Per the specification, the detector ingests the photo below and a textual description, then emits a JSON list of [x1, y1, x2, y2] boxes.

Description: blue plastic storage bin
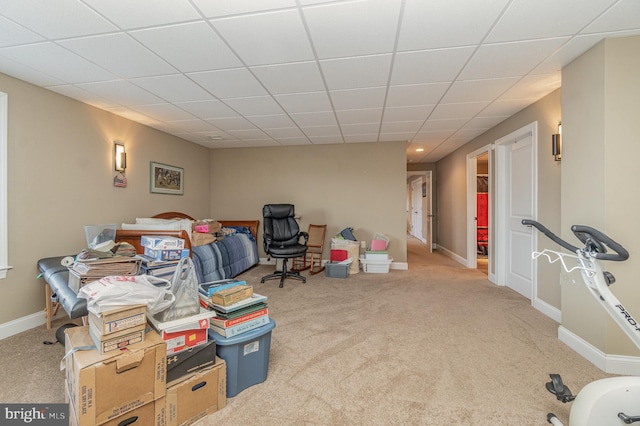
[[207, 319, 276, 397]]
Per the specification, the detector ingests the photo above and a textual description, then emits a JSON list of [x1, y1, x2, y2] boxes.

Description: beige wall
[[2, 73, 211, 325], [436, 88, 563, 309], [562, 36, 640, 356], [209, 142, 408, 262]]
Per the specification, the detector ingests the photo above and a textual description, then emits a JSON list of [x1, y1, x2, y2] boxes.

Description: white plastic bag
[[77, 275, 175, 315], [158, 257, 200, 322]]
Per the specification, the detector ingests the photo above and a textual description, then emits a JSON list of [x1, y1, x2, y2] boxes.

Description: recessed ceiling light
[[416, 148, 424, 152], [208, 135, 223, 141]]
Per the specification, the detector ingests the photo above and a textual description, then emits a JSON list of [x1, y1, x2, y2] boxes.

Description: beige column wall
[[561, 36, 640, 356]]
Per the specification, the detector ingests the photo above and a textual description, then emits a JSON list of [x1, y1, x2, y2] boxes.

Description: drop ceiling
[[0, 0, 639, 162]]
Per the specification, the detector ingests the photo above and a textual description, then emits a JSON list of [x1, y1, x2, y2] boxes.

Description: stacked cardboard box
[[64, 326, 167, 426], [65, 326, 227, 426], [88, 304, 147, 354]]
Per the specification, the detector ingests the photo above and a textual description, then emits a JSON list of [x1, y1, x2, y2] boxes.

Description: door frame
[[494, 122, 538, 299], [466, 144, 493, 280], [410, 177, 424, 242]]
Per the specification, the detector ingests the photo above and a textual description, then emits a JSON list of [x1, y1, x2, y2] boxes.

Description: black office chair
[[260, 204, 309, 288]]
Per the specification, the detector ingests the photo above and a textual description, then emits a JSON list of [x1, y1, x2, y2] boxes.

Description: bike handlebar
[[522, 219, 629, 262]]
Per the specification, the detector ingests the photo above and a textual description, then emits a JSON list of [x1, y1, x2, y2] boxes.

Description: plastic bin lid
[[207, 319, 276, 345]]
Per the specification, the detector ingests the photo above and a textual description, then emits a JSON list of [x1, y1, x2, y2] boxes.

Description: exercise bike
[[522, 219, 640, 425]]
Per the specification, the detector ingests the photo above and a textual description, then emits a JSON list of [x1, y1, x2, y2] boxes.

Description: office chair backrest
[[263, 204, 300, 250]]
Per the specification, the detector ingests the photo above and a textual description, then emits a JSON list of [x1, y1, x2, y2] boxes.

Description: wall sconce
[[552, 122, 562, 161], [114, 141, 126, 172]]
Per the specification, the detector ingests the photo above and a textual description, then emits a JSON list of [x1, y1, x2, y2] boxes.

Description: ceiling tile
[[335, 108, 383, 125], [211, 9, 314, 66], [46, 84, 113, 108], [205, 117, 255, 131], [532, 34, 604, 74], [380, 120, 423, 134], [274, 91, 333, 114], [584, 0, 640, 33], [82, 0, 202, 29], [264, 127, 306, 138], [130, 22, 243, 73], [441, 77, 520, 104], [130, 74, 214, 102], [343, 134, 379, 143], [0, 0, 118, 39], [303, 0, 402, 59], [379, 132, 413, 141], [459, 38, 569, 80], [0, 16, 44, 47], [430, 101, 489, 119], [167, 119, 221, 133], [130, 103, 195, 121], [383, 105, 434, 122], [308, 135, 344, 144], [277, 137, 312, 146], [191, 0, 297, 18], [486, 0, 616, 43], [0, 57, 65, 86], [0, 42, 117, 83], [75, 80, 165, 105], [175, 99, 239, 119], [499, 74, 560, 101], [391, 47, 475, 85], [478, 98, 534, 117], [188, 68, 267, 99], [290, 111, 338, 127], [223, 95, 284, 116], [386, 83, 450, 107], [341, 123, 381, 135], [330, 87, 387, 110], [463, 116, 509, 130], [398, 0, 509, 51], [250, 61, 325, 94], [226, 128, 271, 139], [320, 54, 392, 90], [246, 114, 296, 128], [419, 118, 468, 132], [300, 125, 341, 137], [58, 33, 176, 78]]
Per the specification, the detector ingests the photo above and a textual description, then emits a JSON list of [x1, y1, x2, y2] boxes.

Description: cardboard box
[[144, 247, 187, 262], [141, 235, 185, 250], [89, 304, 147, 335], [68, 394, 166, 426], [166, 358, 227, 426], [89, 323, 146, 355], [167, 340, 217, 384], [148, 309, 216, 355], [209, 285, 253, 307], [65, 326, 167, 426]]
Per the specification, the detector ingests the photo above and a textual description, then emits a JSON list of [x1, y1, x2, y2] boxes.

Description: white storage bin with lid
[[359, 256, 392, 273]]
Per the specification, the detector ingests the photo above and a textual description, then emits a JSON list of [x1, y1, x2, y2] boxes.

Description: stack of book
[[199, 280, 269, 338], [137, 254, 182, 279], [87, 304, 147, 354]]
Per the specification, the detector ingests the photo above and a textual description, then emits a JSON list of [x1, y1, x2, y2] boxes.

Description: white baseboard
[[534, 297, 562, 323], [0, 309, 65, 340], [558, 325, 640, 375], [436, 245, 467, 266], [390, 262, 408, 270]]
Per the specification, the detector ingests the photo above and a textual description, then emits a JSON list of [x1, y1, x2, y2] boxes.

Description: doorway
[[466, 145, 492, 280], [407, 171, 433, 250]]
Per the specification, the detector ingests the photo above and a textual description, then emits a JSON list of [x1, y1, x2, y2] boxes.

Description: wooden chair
[[292, 224, 327, 275]]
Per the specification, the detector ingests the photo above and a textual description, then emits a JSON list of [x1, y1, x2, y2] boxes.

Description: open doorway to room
[[406, 171, 433, 258], [466, 145, 492, 279]]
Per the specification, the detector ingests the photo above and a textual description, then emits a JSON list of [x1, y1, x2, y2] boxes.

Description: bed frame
[[114, 212, 260, 255]]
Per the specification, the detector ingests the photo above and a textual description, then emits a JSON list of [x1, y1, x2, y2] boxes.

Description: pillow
[[223, 226, 256, 242]]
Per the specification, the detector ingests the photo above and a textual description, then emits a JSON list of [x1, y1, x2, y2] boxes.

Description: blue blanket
[[191, 233, 259, 283]]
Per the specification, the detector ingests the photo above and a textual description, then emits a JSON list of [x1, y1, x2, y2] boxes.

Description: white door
[[411, 178, 423, 241], [496, 124, 537, 300], [424, 172, 433, 252]]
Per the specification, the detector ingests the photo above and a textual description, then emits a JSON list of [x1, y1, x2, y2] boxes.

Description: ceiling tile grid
[[0, 0, 638, 161]]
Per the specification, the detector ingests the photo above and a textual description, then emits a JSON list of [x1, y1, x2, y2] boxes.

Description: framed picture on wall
[[150, 162, 184, 195]]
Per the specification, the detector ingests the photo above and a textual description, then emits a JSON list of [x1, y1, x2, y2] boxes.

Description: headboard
[[151, 212, 260, 242], [115, 212, 260, 250]]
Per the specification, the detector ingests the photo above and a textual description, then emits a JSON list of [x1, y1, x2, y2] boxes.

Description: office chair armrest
[[299, 231, 309, 245]]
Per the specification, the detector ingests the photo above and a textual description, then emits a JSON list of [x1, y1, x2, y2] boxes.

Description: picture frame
[[150, 162, 184, 195]]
